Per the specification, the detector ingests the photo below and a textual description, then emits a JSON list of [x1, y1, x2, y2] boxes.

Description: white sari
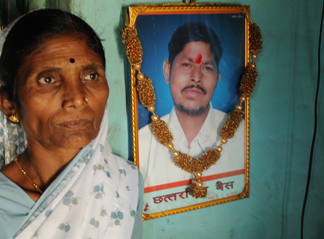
[[0, 107, 143, 239], [0, 11, 143, 239]]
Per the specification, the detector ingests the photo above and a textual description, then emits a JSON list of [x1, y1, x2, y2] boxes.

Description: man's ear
[[216, 71, 221, 86], [0, 92, 18, 119], [163, 59, 171, 84]]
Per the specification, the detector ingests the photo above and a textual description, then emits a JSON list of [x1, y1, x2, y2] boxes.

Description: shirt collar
[[165, 104, 226, 157]]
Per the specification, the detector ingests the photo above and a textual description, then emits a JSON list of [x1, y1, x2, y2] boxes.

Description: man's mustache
[[181, 84, 207, 95]]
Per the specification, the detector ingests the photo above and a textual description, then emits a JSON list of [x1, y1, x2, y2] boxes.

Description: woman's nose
[[62, 80, 87, 109]]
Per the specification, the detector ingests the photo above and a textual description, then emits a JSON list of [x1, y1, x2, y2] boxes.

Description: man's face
[[164, 41, 221, 116]]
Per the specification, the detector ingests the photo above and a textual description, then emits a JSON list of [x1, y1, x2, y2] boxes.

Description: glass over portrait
[[125, 4, 250, 220]]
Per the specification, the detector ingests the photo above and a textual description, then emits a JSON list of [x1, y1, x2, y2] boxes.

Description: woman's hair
[[0, 9, 106, 103]]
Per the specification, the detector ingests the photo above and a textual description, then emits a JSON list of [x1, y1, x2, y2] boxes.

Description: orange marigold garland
[[121, 27, 143, 65], [174, 149, 220, 173], [239, 66, 258, 97], [122, 20, 262, 199], [238, 23, 262, 97], [220, 109, 244, 139], [249, 23, 263, 52], [150, 119, 173, 145], [137, 77, 156, 107], [189, 185, 207, 198]]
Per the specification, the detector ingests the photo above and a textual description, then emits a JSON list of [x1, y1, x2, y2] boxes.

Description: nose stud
[[84, 97, 88, 103]]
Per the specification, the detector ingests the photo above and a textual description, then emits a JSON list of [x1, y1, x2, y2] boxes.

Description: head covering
[[0, 16, 26, 168], [0, 112, 26, 168]]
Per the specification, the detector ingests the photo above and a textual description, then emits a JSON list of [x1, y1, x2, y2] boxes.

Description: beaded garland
[[122, 20, 262, 199]]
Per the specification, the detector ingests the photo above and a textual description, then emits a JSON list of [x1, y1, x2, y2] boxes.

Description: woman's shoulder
[[0, 160, 25, 184], [101, 141, 142, 184], [1, 160, 15, 175], [0, 172, 35, 238], [109, 152, 141, 178], [102, 141, 138, 169], [0, 172, 35, 210], [0, 162, 24, 192]]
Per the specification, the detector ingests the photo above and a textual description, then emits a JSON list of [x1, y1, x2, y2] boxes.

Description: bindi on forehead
[[70, 58, 75, 63], [195, 53, 202, 64]]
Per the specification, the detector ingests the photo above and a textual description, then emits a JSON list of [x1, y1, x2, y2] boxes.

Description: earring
[[9, 115, 19, 123], [84, 97, 89, 103]]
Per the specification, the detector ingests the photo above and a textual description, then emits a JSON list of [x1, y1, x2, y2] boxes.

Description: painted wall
[[30, 0, 324, 238]]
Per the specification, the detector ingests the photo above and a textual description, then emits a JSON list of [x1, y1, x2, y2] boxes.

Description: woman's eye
[[85, 73, 99, 81], [39, 76, 55, 84]]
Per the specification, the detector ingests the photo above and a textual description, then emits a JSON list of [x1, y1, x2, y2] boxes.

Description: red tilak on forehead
[[195, 53, 202, 64]]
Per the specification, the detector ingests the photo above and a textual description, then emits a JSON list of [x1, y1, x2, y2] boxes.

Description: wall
[[30, 0, 324, 238]]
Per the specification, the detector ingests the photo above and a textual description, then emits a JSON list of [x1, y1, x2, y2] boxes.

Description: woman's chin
[[63, 135, 94, 149], [47, 132, 96, 151]]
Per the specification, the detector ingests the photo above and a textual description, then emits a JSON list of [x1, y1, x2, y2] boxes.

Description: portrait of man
[[130, 11, 248, 214], [138, 21, 245, 190]]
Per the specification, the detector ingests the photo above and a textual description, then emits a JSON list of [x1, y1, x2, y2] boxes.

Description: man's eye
[[85, 73, 99, 81], [205, 66, 213, 71], [39, 76, 54, 84], [182, 63, 191, 67]]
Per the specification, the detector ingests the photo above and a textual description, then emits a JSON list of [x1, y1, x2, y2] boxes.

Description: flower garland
[[122, 22, 262, 198]]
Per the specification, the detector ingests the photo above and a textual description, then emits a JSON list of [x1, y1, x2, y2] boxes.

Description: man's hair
[[168, 22, 223, 68]]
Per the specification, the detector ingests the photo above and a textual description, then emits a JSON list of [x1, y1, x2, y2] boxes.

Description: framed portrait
[[124, 3, 254, 220]]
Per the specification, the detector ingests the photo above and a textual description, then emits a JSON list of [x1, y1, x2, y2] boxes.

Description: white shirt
[[139, 106, 245, 188]]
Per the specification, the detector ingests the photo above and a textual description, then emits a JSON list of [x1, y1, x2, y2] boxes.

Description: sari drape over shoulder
[[0, 108, 143, 238], [0, 107, 143, 238]]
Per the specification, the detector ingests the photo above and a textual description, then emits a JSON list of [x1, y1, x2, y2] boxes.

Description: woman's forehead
[[33, 34, 86, 53], [27, 35, 103, 66], [16, 36, 105, 82]]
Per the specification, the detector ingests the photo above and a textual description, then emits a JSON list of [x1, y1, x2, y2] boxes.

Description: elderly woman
[[0, 9, 143, 239]]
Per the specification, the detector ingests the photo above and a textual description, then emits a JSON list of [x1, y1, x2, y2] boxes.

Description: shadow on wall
[[46, 0, 71, 12], [2, 0, 71, 26]]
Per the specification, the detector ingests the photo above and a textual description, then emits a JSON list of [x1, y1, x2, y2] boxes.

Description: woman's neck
[[0, 143, 81, 202], [23, 144, 80, 190]]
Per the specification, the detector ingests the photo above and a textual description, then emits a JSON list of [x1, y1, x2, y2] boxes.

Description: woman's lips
[[58, 119, 90, 129]]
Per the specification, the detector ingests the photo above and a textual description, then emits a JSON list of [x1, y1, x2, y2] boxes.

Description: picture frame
[[123, 3, 258, 220]]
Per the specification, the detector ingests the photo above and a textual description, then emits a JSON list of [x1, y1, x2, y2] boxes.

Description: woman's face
[[15, 35, 109, 152]]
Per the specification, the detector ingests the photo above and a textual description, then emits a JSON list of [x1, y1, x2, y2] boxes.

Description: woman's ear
[[0, 91, 18, 121]]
